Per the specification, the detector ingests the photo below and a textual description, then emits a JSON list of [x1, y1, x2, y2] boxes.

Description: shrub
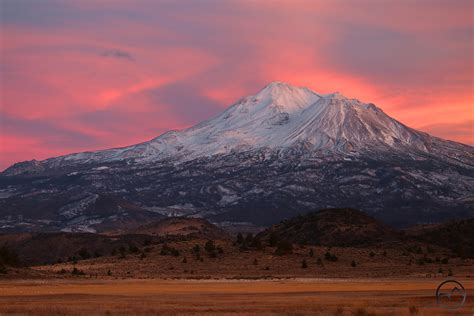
[[204, 240, 216, 253], [0, 246, 19, 267], [301, 259, 308, 269], [72, 267, 85, 276], [239, 243, 249, 251], [268, 232, 278, 247], [354, 307, 375, 316], [236, 233, 244, 244], [160, 245, 167, 255], [407, 245, 422, 254], [129, 245, 139, 254], [119, 246, 126, 258], [251, 237, 264, 250], [204, 240, 219, 258], [275, 240, 293, 255], [324, 251, 338, 262], [160, 244, 180, 256], [423, 254, 433, 263], [409, 305, 419, 315], [119, 247, 126, 259], [245, 233, 254, 245]]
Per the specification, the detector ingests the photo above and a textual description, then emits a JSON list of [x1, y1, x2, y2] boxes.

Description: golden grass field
[[0, 278, 472, 315]]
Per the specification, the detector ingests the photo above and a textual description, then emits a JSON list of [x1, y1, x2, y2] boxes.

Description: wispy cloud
[[100, 48, 134, 61]]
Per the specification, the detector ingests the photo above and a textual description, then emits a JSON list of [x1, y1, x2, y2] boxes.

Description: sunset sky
[[1, 0, 473, 170]]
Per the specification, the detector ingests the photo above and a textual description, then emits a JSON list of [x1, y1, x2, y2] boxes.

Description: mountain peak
[[263, 81, 297, 90], [257, 82, 351, 106], [328, 91, 347, 100], [3, 81, 472, 177], [259, 81, 316, 96], [252, 81, 320, 114]]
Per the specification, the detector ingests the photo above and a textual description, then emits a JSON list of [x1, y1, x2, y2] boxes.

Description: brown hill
[[127, 217, 230, 240], [0, 218, 228, 266], [404, 218, 474, 258], [258, 208, 399, 247], [0, 232, 161, 266]]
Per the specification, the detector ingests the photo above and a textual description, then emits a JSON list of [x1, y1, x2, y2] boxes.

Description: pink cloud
[[0, 0, 472, 170]]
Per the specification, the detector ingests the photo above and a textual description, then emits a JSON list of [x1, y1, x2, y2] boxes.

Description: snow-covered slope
[[5, 82, 471, 174]]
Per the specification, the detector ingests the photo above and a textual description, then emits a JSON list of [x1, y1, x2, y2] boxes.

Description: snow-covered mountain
[[4, 82, 471, 173], [1, 82, 473, 232]]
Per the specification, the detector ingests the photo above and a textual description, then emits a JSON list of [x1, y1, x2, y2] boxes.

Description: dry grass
[[29, 239, 474, 280], [1, 239, 473, 315], [0, 278, 472, 315]]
